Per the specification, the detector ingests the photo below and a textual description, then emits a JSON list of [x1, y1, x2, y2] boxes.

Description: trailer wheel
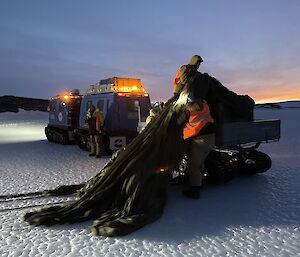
[[240, 150, 272, 175], [204, 151, 239, 184]]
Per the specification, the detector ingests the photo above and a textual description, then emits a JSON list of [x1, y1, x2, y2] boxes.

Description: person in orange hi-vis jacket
[[177, 98, 215, 199], [173, 55, 203, 96], [85, 105, 105, 158]]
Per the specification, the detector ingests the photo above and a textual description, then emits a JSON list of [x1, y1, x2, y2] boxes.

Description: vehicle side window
[[86, 101, 93, 111], [97, 99, 105, 111], [127, 100, 139, 112], [127, 99, 139, 119]]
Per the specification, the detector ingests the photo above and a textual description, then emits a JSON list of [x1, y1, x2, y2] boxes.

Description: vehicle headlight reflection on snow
[[0, 122, 47, 144]]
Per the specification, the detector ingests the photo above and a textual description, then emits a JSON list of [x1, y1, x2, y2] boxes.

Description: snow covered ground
[[0, 108, 299, 257]]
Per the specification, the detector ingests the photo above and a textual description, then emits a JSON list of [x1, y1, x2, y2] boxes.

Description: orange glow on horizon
[[252, 92, 300, 104], [155, 92, 300, 105]]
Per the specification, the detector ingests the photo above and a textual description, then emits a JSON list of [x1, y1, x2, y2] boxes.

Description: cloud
[[1, 0, 300, 102]]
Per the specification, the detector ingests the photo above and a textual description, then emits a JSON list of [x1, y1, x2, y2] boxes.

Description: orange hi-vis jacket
[[183, 103, 214, 140]]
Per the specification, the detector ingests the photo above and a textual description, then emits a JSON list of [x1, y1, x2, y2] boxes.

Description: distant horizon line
[[1, 94, 300, 105]]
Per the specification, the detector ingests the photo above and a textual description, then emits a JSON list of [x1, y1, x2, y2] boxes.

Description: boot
[[182, 186, 202, 199]]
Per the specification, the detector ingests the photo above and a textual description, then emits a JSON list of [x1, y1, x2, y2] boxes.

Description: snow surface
[[0, 109, 299, 257]]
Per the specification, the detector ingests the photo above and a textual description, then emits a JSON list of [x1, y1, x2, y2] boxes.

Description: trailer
[[172, 118, 281, 184]]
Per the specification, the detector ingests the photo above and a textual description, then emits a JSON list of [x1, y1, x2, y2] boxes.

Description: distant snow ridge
[[256, 100, 300, 109]]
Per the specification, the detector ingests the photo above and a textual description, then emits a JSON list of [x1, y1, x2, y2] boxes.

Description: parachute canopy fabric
[[24, 73, 254, 237], [24, 92, 188, 237]]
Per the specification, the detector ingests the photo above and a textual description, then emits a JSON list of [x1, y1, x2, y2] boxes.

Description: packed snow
[[0, 108, 299, 257]]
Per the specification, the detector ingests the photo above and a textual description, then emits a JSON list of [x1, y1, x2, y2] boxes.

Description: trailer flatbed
[[215, 119, 280, 148]]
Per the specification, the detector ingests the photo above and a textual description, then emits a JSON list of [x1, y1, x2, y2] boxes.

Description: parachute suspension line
[[0, 184, 84, 203], [0, 200, 75, 213]]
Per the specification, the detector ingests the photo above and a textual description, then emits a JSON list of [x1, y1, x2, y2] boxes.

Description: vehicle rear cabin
[[75, 77, 151, 151]]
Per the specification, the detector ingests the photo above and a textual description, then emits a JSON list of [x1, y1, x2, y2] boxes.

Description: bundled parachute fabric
[[23, 74, 253, 237], [192, 73, 255, 123], [24, 93, 188, 237]]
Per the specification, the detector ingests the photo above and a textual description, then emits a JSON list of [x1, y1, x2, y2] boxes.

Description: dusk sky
[[1, 0, 300, 103]]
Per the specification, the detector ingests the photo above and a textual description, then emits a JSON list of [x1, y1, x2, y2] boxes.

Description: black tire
[[77, 134, 89, 151], [45, 131, 53, 142], [240, 150, 272, 175], [60, 133, 67, 145], [78, 135, 86, 149], [52, 134, 58, 143], [204, 150, 239, 184], [45, 127, 52, 142], [58, 134, 63, 144], [85, 136, 91, 151]]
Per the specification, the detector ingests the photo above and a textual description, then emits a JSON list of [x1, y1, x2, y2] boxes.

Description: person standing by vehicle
[[173, 54, 212, 107], [85, 105, 105, 158], [178, 99, 215, 199], [173, 55, 203, 96]]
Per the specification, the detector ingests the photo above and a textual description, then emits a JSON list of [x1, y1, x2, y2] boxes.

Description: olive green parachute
[[24, 92, 190, 237], [24, 73, 253, 236]]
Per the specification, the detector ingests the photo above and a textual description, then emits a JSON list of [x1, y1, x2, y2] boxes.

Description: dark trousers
[[90, 134, 104, 156], [186, 133, 215, 187]]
